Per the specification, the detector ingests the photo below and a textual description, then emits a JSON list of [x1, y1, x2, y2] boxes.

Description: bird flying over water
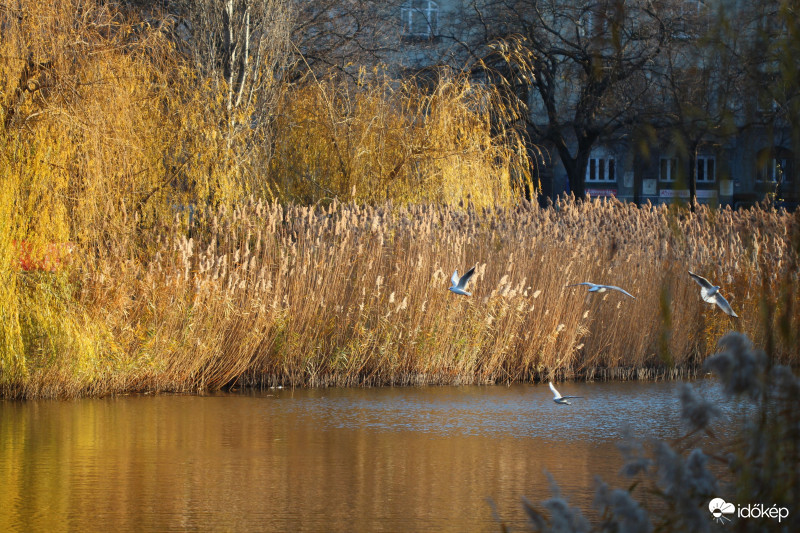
[[549, 381, 583, 405], [688, 271, 738, 317], [449, 266, 476, 296], [566, 282, 635, 299]]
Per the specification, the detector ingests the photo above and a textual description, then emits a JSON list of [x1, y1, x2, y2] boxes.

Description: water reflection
[[0, 380, 744, 532]]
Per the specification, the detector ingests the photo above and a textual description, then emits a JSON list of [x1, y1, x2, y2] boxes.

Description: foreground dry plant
[[514, 332, 800, 532], [4, 197, 797, 398]]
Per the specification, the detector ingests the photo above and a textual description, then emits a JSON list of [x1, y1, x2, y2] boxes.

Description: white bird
[[566, 282, 636, 299], [449, 265, 476, 296], [549, 381, 583, 405], [688, 271, 738, 317]]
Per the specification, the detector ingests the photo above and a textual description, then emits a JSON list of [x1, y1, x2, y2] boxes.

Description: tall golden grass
[[5, 197, 796, 398], [2, 1, 798, 398]]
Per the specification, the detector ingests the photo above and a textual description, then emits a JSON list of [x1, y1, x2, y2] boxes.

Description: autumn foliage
[[1, 1, 797, 398]]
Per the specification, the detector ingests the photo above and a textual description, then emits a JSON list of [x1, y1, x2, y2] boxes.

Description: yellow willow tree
[[269, 70, 536, 207], [1, 1, 182, 246], [0, 0, 181, 390], [0, 0, 280, 393]]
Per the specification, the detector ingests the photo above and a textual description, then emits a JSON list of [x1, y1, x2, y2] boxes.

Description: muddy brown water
[[0, 380, 742, 532]]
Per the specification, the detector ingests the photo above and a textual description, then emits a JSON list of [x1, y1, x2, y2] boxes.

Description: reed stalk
[[5, 197, 797, 398]]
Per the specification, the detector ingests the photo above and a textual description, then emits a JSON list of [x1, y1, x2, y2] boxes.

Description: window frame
[[586, 155, 617, 183], [696, 155, 716, 183], [757, 157, 791, 184], [400, 0, 439, 40], [659, 157, 679, 182]]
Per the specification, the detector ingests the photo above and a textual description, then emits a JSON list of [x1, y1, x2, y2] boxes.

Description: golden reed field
[[3, 197, 797, 398], [1, 0, 798, 398]]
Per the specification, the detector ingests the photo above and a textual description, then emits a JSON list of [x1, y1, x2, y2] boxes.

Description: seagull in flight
[[566, 282, 635, 299], [449, 265, 476, 296], [688, 271, 738, 317], [549, 381, 583, 405]]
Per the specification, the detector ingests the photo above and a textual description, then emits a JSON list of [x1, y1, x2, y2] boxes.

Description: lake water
[[0, 380, 741, 532]]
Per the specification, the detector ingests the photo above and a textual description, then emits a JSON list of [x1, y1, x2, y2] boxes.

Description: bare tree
[[291, 1, 403, 76], [175, 0, 293, 151], [641, 0, 800, 207], [641, 1, 748, 207], [736, 0, 800, 204], [462, 0, 676, 198]]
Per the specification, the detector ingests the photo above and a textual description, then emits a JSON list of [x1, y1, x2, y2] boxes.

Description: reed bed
[[1, 1, 798, 398], [4, 197, 796, 398]]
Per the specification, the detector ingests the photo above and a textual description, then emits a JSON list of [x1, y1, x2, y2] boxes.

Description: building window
[[680, 0, 704, 16], [401, 1, 438, 40], [756, 148, 792, 183], [586, 155, 616, 182], [660, 158, 678, 182], [696, 156, 715, 183], [757, 158, 789, 183]]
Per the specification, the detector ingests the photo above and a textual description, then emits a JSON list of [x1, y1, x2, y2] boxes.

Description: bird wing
[[606, 285, 636, 299], [458, 265, 476, 289], [712, 293, 738, 317], [561, 395, 584, 399], [688, 271, 714, 290], [566, 282, 592, 288], [548, 381, 561, 399], [451, 270, 460, 287]]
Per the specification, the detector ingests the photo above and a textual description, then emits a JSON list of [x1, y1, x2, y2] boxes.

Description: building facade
[[388, 0, 799, 207]]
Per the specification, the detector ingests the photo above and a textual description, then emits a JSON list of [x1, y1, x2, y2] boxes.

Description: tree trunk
[[554, 145, 581, 199], [552, 135, 595, 200], [688, 140, 698, 211], [571, 150, 589, 199]]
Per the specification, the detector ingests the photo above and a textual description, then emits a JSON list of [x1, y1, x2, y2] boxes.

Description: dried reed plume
[[6, 196, 797, 398]]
